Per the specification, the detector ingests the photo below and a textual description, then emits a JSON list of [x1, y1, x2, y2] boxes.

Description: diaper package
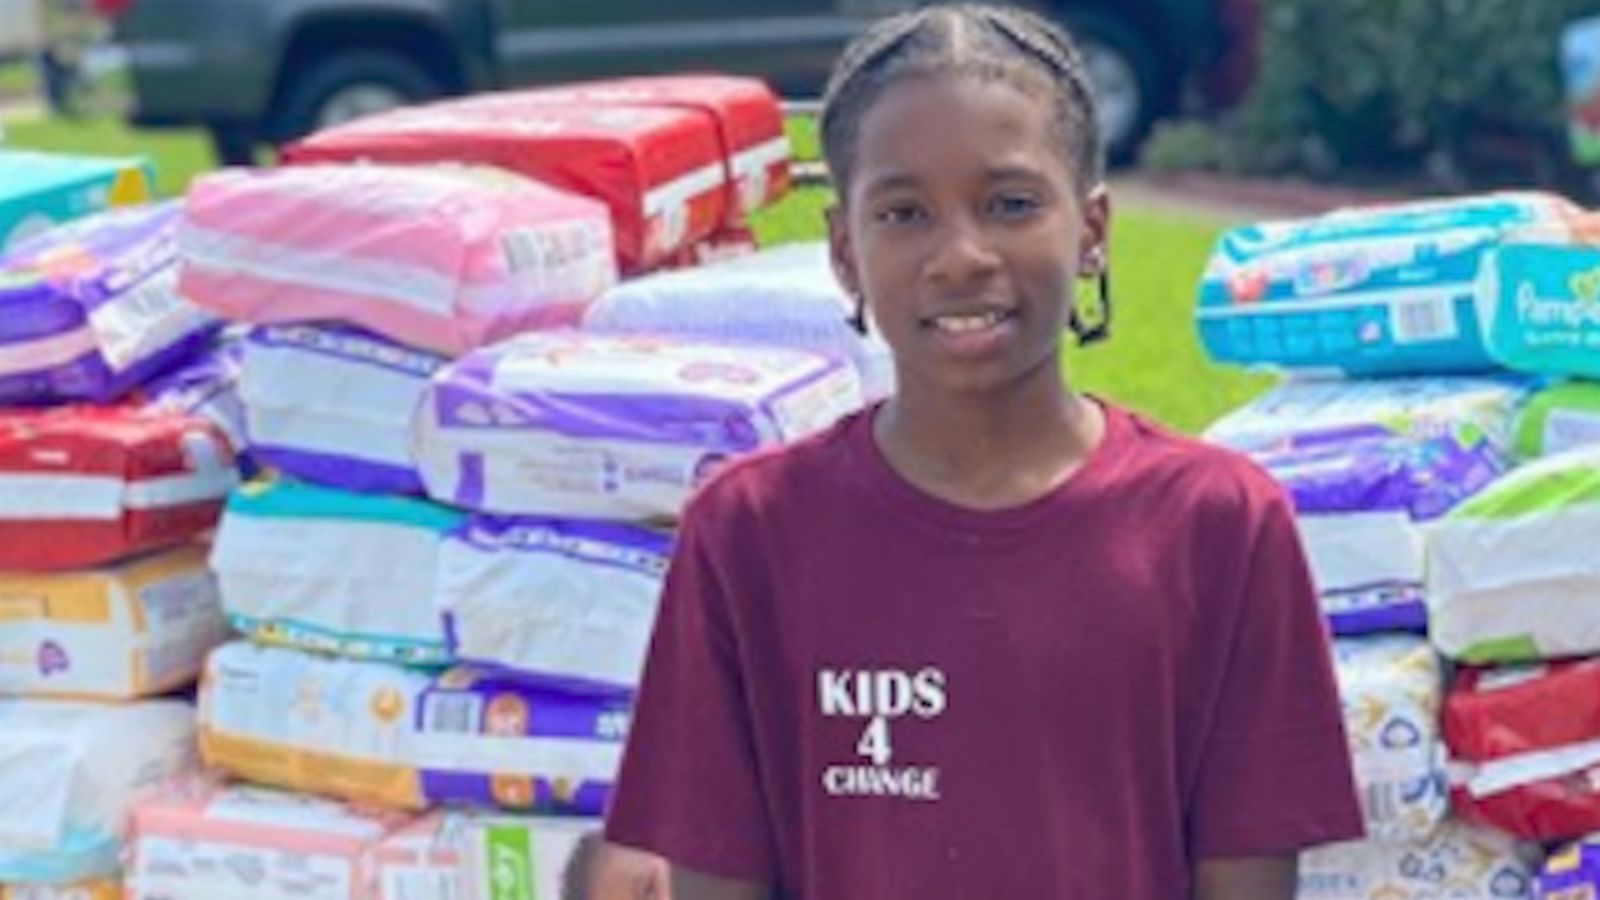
[[210, 480, 465, 666], [373, 813, 598, 900], [1196, 191, 1580, 375], [241, 324, 445, 495], [135, 335, 249, 468], [1445, 659, 1600, 841], [1542, 834, 1600, 897], [178, 165, 617, 356], [198, 642, 430, 810], [512, 74, 791, 224], [413, 667, 630, 816], [1206, 377, 1523, 634], [125, 779, 415, 900], [0, 201, 217, 404], [285, 96, 727, 274], [583, 241, 896, 400], [1427, 445, 1600, 663], [0, 700, 196, 884], [437, 516, 671, 691], [1298, 819, 1538, 899], [1514, 380, 1600, 459], [0, 405, 237, 571], [0, 543, 225, 700], [412, 332, 864, 520], [1332, 635, 1448, 843], [1480, 227, 1600, 380]]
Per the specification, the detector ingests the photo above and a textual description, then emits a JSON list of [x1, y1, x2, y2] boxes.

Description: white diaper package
[[0, 700, 196, 884], [0, 882, 120, 900], [373, 813, 598, 900], [1427, 444, 1600, 663], [437, 516, 671, 690], [0, 543, 225, 700], [1331, 635, 1448, 843], [583, 242, 895, 400], [198, 641, 430, 811], [210, 480, 465, 666], [241, 324, 446, 495], [1298, 819, 1538, 899]]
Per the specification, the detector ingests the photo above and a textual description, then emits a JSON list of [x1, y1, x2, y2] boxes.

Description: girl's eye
[[872, 202, 928, 226], [988, 193, 1043, 219]]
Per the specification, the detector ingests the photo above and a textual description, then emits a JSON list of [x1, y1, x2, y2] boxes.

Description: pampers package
[[1332, 635, 1448, 843], [1427, 444, 1600, 663], [178, 165, 617, 356], [0, 404, 237, 571], [125, 779, 415, 900], [1205, 377, 1522, 634], [0, 543, 225, 700], [0, 699, 196, 884], [1196, 191, 1581, 375], [1480, 223, 1600, 380], [210, 480, 465, 666], [198, 641, 429, 810], [373, 813, 597, 900], [0, 150, 154, 253], [412, 332, 864, 520], [583, 241, 895, 401], [1445, 659, 1600, 841], [284, 95, 727, 273], [412, 667, 630, 815], [1297, 819, 1538, 899], [436, 516, 671, 690], [241, 324, 445, 494], [0, 201, 217, 405]]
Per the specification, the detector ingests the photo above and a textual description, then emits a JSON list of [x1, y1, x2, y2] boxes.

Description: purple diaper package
[[0, 202, 218, 404], [136, 333, 250, 471], [1206, 377, 1526, 635], [241, 323, 445, 495], [411, 667, 631, 816]]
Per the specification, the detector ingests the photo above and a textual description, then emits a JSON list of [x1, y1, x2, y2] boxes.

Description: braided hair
[[819, 3, 1104, 198]]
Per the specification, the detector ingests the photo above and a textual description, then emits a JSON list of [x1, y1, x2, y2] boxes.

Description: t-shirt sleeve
[[1188, 488, 1366, 858], [604, 500, 778, 883]]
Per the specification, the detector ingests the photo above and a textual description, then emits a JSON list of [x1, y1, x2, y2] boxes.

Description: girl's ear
[[826, 203, 862, 297], [1079, 184, 1112, 276]]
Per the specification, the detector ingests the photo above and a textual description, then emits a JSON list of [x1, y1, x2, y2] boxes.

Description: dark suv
[[102, 0, 1258, 166]]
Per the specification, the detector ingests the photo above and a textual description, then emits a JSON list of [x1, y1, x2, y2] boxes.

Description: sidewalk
[[1113, 170, 1410, 224]]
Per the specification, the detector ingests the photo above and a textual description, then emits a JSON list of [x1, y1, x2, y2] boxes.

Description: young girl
[[605, 6, 1363, 898]]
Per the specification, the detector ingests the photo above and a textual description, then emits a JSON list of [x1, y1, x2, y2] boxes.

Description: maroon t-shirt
[[606, 402, 1364, 898]]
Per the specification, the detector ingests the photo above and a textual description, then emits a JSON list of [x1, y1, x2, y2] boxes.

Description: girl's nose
[[924, 217, 1001, 286]]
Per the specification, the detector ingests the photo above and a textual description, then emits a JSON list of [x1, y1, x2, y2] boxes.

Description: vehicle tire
[[208, 122, 259, 167], [1060, 11, 1164, 165], [273, 48, 442, 143]]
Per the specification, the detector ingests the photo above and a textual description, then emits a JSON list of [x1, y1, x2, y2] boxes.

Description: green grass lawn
[[3, 113, 1272, 433]]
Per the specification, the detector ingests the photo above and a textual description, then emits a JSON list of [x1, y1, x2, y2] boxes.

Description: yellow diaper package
[[0, 544, 226, 700], [0, 881, 121, 900], [197, 641, 427, 810]]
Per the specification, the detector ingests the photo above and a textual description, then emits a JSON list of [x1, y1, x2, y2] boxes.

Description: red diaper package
[[1444, 659, 1600, 841], [0, 404, 237, 571], [284, 93, 727, 274]]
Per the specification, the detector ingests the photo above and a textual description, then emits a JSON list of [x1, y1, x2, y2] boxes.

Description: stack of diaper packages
[[0, 201, 247, 898], [1192, 195, 1579, 897]]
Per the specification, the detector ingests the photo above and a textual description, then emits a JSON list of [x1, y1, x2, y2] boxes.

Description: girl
[[605, 6, 1363, 899]]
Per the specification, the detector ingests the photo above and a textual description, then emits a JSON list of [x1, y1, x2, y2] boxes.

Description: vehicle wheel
[[1062, 12, 1164, 165], [208, 123, 259, 167], [274, 48, 441, 142]]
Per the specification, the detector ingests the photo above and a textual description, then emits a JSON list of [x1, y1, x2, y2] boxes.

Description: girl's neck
[[873, 363, 1104, 511]]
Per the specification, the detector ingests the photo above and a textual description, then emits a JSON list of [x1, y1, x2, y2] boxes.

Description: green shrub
[[1185, 0, 1600, 183]]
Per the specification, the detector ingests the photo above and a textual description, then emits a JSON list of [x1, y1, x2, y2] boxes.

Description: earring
[[1069, 266, 1111, 346], [846, 293, 869, 337]]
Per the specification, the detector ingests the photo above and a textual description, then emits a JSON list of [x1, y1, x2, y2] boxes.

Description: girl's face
[[828, 73, 1109, 399]]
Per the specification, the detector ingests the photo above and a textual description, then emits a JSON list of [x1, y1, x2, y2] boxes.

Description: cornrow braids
[[819, 3, 1104, 198]]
